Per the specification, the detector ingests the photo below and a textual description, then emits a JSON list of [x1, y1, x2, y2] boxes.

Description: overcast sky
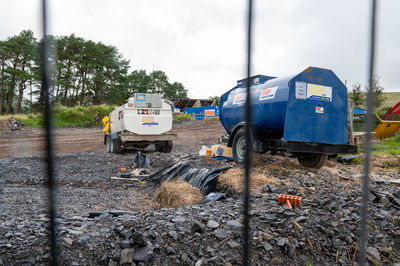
[[0, 0, 398, 98]]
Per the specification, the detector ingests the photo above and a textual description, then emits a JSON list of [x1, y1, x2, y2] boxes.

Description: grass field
[[373, 133, 400, 155], [382, 92, 400, 109], [0, 113, 44, 127]]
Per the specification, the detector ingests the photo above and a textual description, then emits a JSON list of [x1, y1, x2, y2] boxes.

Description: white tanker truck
[[103, 93, 177, 153]]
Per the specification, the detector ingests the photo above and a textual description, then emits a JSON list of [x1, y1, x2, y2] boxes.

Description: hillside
[[383, 92, 400, 108]]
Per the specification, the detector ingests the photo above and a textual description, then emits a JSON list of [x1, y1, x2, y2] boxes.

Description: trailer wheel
[[156, 140, 172, 153], [110, 138, 121, 153], [296, 153, 328, 168], [232, 128, 260, 165], [105, 136, 111, 153]]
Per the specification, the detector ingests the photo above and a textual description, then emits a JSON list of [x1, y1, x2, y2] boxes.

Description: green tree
[[0, 30, 38, 114], [15, 31, 36, 113], [3, 35, 21, 114], [127, 70, 187, 98], [51, 35, 130, 106], [349, 83, 365, 107], [165, 82, 187, 98], [209, 96, 220, 105], [365, 75, 386, 109], [126, 70, 152, 94], [0, 30, 188, 111], [149, 70, 169, 94], [55, 34, 84, 106], [0, 42, 7, 114]]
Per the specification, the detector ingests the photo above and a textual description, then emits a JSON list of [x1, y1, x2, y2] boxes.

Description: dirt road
[[1, 120, 398, 176], [0, 120, 226, 159]]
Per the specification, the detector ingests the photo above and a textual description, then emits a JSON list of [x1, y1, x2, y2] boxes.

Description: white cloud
[[0, 1, 42, 39]]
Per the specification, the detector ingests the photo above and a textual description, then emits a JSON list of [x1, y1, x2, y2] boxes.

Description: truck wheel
[[110, 138, 121, 153], [156, 141, 172, 153], [232, 128, 260, 165], [297, 153, 328, 168], [155, 143, 163, 152], [163, 140, 172, 153], [105, 136, 111, 153]]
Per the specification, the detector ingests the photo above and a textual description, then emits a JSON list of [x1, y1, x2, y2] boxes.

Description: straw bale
[[0, 120, 11, 132], [217, 168, 276, 192], [155, 181, 204, 208]]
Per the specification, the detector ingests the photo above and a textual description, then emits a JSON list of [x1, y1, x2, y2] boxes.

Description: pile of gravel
[[0, 152, 399, 265]]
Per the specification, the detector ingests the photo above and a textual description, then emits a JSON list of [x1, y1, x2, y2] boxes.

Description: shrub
[[0, 105, 115, 128], [173, 112, 194, 121]]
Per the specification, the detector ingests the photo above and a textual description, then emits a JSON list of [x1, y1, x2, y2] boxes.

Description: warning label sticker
[[315, 106, 324, 114], [141, 116, 158, 126], [259, 86, 278, 101], [204, 109, 215, 116], [233, 93, 246, 105], [295, 82, 307, 99], [307, 84, 332, 102], [137, 109, 160, 115], [136, 94, 146, 102]]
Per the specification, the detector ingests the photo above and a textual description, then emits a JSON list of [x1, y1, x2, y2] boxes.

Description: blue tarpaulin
[[354, 107, 367, 115]]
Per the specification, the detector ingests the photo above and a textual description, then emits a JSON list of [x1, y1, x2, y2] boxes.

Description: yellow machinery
[[374, 101, 400, 139], [375, 115, 400, 139]]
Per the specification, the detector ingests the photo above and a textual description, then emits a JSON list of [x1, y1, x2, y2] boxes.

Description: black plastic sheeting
[[149, 159, 231, 196], [135, 151, 150, 168], [88, 211, 132, 218]]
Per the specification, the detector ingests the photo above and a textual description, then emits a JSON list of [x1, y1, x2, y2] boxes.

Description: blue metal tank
[[219, 67, 348, 145]]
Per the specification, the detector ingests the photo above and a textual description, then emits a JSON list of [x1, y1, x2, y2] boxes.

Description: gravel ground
[[0, 126, 400, 264], [0, 149, 179, 220]]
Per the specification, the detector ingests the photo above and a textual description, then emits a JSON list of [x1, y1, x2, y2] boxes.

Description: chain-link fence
[[39, 1, 378, 265]]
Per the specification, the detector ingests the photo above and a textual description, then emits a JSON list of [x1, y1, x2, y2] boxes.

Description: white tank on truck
[[103, 93, 177, 153]]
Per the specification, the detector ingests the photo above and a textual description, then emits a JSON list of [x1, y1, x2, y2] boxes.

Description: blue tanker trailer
[[219, 66, 357, 168]]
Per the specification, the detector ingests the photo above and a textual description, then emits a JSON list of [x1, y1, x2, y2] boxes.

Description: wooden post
[[347, 99, 354, 145]]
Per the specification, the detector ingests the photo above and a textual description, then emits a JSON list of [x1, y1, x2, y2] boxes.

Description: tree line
[[0, 30, 188, 114], [348, 75, 387, 110]]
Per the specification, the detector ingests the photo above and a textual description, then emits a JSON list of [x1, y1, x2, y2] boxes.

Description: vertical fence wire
[[242, 0, 253, 265], [41, 0, 59, 265], [359, 0, 378, 264]]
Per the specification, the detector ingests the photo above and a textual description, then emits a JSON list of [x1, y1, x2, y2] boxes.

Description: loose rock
[[120, 248, 135, 264], [207, 220, 219, 229], [133, 245, 154, 262]]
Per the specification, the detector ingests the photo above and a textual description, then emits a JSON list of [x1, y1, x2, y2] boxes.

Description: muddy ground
[[0, 120, 226, 159], [0, 120, 399, 265]]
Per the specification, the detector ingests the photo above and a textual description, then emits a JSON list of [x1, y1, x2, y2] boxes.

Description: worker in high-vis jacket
[[102, 116, 110, 133]]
